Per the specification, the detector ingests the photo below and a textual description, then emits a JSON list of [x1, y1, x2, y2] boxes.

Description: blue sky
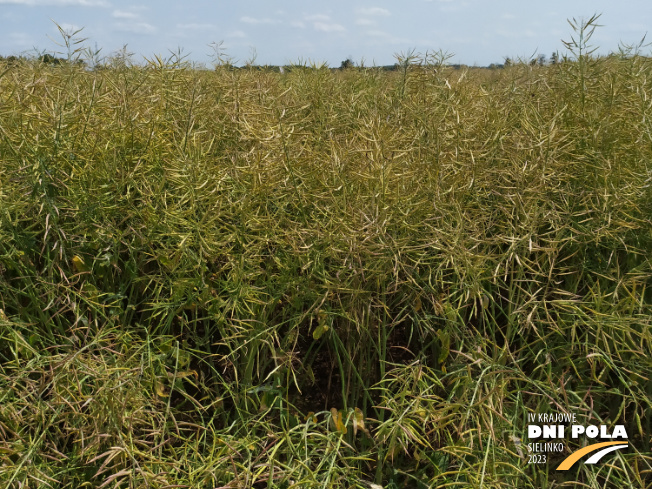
[[1, 0, 650, 67]]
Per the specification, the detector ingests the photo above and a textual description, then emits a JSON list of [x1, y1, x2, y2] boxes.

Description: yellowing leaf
[[154, 380, 168, 397], [444, 302, 457, 322], [336, 410, 346, 434], [317, 310, 327, 323], [305, 365, 316, 384], [313, 310, 329, 339], [260, 391, 274, 412], [437, 330, 450, 365], [168, 370, 198, 381], [331, 408, 347, 434], [353, 407, 369, 436], [433, 298, 444, 316], [72, 255, 88, 273], [313, 323, 329, 340], [305, 411, 318, 424], [82, 282, 99, 300]]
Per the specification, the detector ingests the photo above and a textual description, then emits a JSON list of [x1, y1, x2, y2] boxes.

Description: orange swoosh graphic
[[557, 441, 628, 471]]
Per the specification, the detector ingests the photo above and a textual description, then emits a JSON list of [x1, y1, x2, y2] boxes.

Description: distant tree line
[[2, 49, 642, 72], [503, 52, 562, 67], [0, 53, 86, 66]]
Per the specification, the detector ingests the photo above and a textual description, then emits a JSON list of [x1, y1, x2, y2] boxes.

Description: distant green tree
[[40, 53, 63, 65], [340, 58, 354, 70]]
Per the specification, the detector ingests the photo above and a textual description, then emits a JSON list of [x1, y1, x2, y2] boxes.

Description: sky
[[0, 0, 650, 67]]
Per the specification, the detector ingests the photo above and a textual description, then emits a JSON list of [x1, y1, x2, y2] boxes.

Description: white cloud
[[355, 19, 376, 26], [0, 0, 108, 5], [1, 11, 21, 20], [114, 22, 156, 34], [624, 23, 648, 32], [361, 29, 412, 45], [177, 23, 215, 31], [304, 14, 330, 22], [494, 28, 537, 39], [291, 21, 306, 29], [226, 30, 246, 38], [314, 22, 345, 33], [437, 0, 469, 11], [364, 29, 388, 37], [240, 16, 278, 25], [112, 10, 138, 19], [6, 31, 35, 46], [357, 7, 390, 17]]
